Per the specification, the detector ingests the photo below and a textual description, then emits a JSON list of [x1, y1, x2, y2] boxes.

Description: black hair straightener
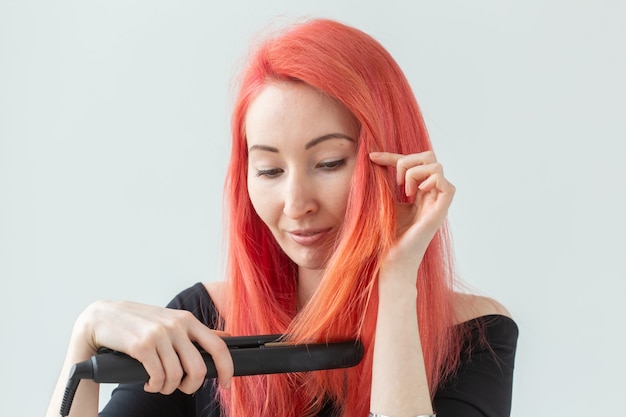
[[60, 334, 364, 416]]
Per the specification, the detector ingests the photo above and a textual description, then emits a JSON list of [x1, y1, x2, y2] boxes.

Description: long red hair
[[221, 18, 463, 417]]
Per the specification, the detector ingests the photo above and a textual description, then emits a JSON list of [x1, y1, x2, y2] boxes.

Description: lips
[[287, 228, 331, 246]]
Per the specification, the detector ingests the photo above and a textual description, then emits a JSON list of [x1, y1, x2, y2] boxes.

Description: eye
[[317, 159, 346, 170], [255, 168, 284, 178]]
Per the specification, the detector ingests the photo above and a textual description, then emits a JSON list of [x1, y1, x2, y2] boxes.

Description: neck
[[297, 267, 324, 308]]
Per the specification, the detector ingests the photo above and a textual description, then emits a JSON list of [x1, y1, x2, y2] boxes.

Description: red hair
[[221, 18, 464, 416]]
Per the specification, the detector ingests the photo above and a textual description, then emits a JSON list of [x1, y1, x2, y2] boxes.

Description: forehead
[[244, 82, 357, 147]]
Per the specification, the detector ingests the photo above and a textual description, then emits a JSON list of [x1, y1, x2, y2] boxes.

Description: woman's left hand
[[369, 151, 455, 278]]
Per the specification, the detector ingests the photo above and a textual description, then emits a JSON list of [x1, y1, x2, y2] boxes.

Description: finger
[[137, 348, 167, 393], [417, 172, 455, 195], [397, 153, 437, 186], [174, 340, 208, 394], [404, 163, 444, 197], [209, 330, 231, 338], [369, 151, 403, 166], [415, 173, 456, 214], [189, 323, 234, 390], [370, 151, 437, 185], [152, 342, 184, 394]]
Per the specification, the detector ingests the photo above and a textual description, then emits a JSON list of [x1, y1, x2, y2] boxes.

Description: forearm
[[46, 312, 100, 417], [370, 272, 433, 417]]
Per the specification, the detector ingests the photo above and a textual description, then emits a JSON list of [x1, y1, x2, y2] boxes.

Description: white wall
[[1, 1, 624, 415]]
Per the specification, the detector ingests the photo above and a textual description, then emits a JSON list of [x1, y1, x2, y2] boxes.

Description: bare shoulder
[[454, 292, 512, 324], [203, 281, 229, 315]]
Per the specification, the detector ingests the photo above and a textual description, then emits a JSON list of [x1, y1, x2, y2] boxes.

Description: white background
[[1, 1, 625, 416]]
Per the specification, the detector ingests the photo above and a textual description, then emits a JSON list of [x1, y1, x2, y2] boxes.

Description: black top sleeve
[[434, 315, 518, 417], [99, 283, 518, 417]]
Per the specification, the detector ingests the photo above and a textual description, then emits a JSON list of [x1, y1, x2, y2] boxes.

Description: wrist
[[377, 270, 418, 300], [72, 301, 106, 356], [378, 252, 423, 286], [378, 281, 418, 304]]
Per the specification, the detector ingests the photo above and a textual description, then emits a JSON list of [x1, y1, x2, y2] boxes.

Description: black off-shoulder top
[[99, 283, 518, 417]]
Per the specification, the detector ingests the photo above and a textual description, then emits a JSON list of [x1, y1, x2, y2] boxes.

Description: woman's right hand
[[76, 300, 234, 394]]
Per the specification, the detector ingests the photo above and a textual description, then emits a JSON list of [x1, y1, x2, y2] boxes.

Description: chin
[[287, 251, 330, 272]]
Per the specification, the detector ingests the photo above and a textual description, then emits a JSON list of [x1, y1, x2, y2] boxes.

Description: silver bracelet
[[369, 411, 437, 417]]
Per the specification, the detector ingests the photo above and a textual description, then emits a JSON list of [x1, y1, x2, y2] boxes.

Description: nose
[[283, 172, 319, 219]]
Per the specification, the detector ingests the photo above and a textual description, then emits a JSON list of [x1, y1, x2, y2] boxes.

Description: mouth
[[287, 228, 331, 246]]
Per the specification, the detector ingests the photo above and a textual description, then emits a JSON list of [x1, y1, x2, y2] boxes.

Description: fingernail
[[369, 152, 382, 158]]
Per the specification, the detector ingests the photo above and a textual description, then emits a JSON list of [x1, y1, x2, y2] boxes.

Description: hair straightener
[[60, 334, 364, 416]]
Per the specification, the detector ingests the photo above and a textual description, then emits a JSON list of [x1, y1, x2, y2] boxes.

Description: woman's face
[[245, 82, 359, 275]]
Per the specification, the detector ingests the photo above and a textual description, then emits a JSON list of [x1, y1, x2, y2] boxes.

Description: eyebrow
[[248, 133, 355, 153]]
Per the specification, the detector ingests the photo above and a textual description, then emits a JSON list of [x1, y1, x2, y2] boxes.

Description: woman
[[46, 18, 517, 417]]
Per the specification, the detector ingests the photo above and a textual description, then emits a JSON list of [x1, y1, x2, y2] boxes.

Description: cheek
[[328, 177, 353, 218], [339, 187, 351, 216], [248, 181, 276, 225]]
